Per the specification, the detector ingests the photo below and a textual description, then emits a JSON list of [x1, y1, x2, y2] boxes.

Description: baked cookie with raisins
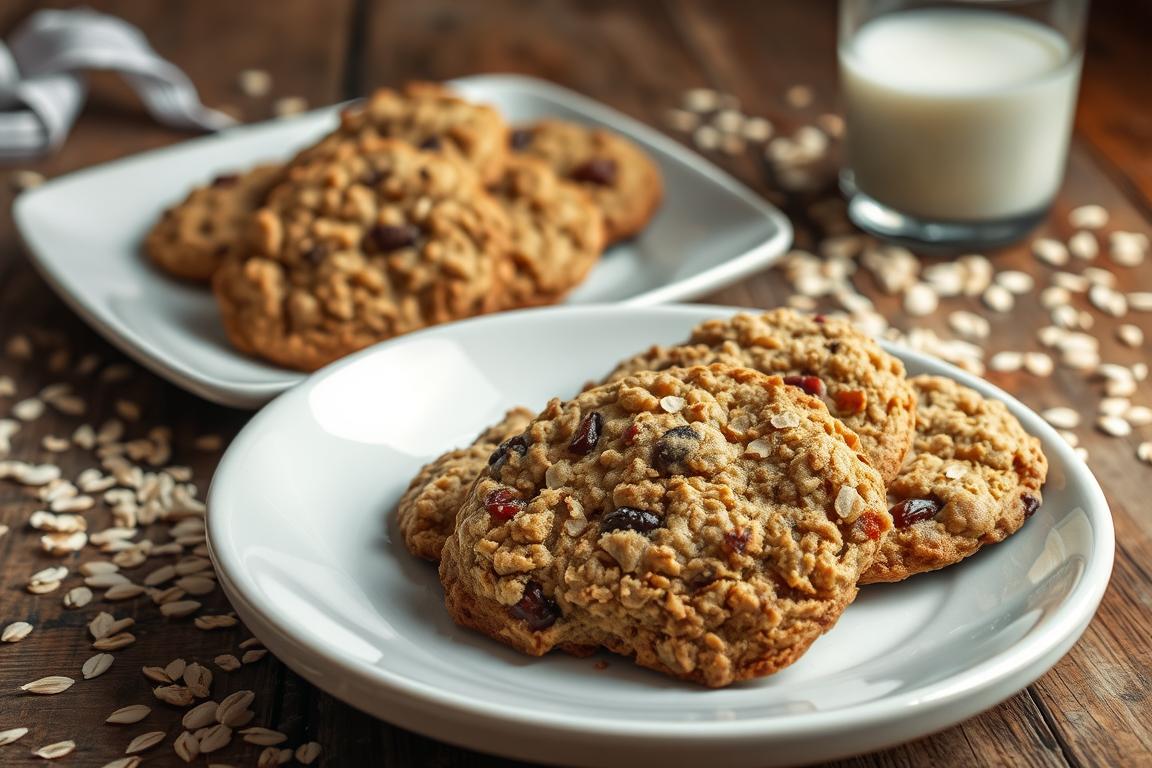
[[508, 119, 662, 244], [296, 82, 508, 183], [398, 407, 535, 561], [860, 375, 1048, 584], [144, 163, 282, 282], [605, 309, 917, 484], [213, 137, 511, 371], [439, 364, 889, 687], [489, 155, 605, 308]]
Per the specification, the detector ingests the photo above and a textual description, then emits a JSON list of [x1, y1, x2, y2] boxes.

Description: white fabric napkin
[[0, 7, 236, 160]]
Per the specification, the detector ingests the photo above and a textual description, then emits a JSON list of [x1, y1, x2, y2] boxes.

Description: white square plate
[[207, 305, 1113, 768], [13, 74, 791, 408]]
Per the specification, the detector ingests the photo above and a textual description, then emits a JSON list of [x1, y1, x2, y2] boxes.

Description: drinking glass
[[839, 0, 1090, 248]]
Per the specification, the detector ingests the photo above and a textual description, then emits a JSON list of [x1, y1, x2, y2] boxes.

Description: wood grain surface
[[0, 2, 1148, 766]]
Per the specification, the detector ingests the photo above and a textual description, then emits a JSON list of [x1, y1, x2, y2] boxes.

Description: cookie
[[398, 407, 535, 561], [297, 82, 508, 184], [508, 119, 662, 244], [213, 137, 511, 371], [438, 364, 890, 687], [144, 164, 282, 282], [860, 375, 1048, 584], [489, 156, 606, 308], [605, 310, 917, 484]]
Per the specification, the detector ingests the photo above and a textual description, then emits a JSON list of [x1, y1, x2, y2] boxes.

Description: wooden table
[[1, 2, 1149, 765]]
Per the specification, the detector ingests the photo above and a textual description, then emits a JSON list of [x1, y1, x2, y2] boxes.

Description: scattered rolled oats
[[125, 731, 166, 754], [1068, 230, 1098, 260], [33, 740, 76, 759], [82, 653, 115, 680], [174, 730, 200, 762], [0, 727, 29, 746], [2, 620, 33, 642], [63, 585, 94, 608], [237, 68, 272, 97], [214, 654, 242, 671], [1041, 408, 1080, 429], [1117, 324, 1144, 347], [273, 96, 308, 117], [1068, 204, 1108, 229], [1097, 415, 1132, 437], [107, 705, 152, 725], [295, 741, 323, 764], [20, 675, 75, 694], [241, 727, 288, 746]]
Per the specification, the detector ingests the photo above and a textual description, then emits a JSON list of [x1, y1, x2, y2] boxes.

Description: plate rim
[[206, 303, 1115, 746], [12, 74, 792, 408]]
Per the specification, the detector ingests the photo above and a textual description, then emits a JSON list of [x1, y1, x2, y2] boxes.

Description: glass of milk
[[839, 0, 1089, 247]]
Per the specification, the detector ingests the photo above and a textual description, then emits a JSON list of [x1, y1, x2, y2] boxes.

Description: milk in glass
[[841, 9, 1081, 222]]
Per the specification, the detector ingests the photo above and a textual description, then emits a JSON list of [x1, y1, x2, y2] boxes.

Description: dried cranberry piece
[[723, 528, 749, 554], [570, 158, 618, 186], [1022, 494, 1041, 519], [783, 375, 826, 398], [890, 498, 941, 528], [509, 128, 533, 150], [622, 422, 641, 446], [488, 433, 530, 475], [858, 511, 885, 541], [568, 412, 603, 455], [600, 507, 661, 535], [651, 425, 700, 475], [508, 580, 560, 630], [211, 173, 239, 187], [419, 136, 442, 150], [484, 488, 525, 521], [363, 224, 420, 254], [813, 314, 827, 324]]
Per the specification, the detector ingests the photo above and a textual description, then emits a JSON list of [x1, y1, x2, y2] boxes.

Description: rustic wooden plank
[[1076, 0, 1152, 211]]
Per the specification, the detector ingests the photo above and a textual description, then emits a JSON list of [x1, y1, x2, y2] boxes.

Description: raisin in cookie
[[439, 364, 890, 687], [509, 119, 662, 244], [213, 138, 511, 371], [145, 164, 282, 282], [860, 375, 1048, 584], [398, 407, 535, 561], [489, 155, 606, 308], [297, 82, 508, 183], [605, 310, 917, 484]]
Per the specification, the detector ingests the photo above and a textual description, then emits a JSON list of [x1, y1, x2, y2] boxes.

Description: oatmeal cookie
[[508, 119, 662, 244], [489, 155, 606, 308], [213, 137, 511, 371], [605, 310, 917, 484], [144, 164, 282, 282], [439, 364, 890, 687], [297, 82, 508, 183], [398, 407, 535, 561], [860, 375, 1048, 584]]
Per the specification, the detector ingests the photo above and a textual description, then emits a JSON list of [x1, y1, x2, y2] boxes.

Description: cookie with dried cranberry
[[397, 407, 535, 562], [488, 155, 606, 308], [604, 309, 917, 484], [508, 119, 662, 244], [860, 375, 1047, 584], [213, 137, 511, 371], [608, 308, 912, 483], [439, 364, 890, 688], [296, 82, 508, 183], [144, 163, 282, 282]]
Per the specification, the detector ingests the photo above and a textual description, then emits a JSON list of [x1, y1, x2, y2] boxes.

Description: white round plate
[[207, 305, 1113, 767]]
